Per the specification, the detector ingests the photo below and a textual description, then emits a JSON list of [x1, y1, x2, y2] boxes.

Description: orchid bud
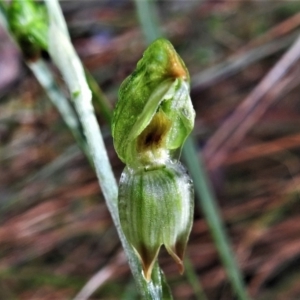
[[7, 0, 48, 60], [112, 38, 195, 281]]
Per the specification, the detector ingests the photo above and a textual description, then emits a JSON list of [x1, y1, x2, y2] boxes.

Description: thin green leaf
[[134, 0, 250, 299], [182, 136, 250, 300]]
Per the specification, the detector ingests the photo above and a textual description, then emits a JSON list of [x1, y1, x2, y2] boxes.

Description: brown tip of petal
[[143, 262, 155, 282], [177, 259, 185, 275], [167, 48, 188, 80], [166, 241, 186, 275], [133, 244, 160, 282]]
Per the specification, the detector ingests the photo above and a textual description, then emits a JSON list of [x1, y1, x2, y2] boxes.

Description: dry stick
[[73, 252, 126, 300], [191, 31, 298, 93], [238, 11, 300, 52], [192, 11, 300, 92], [220, 67, 300, 167], [83, 19, 189, 71], [249, 237, 300, 295], [191, 31, 298, 91], [203, 34, 300, 170], [225, 133, 300, 166]]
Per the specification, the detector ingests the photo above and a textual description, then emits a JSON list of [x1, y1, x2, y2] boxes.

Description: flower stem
[[45, 1, 172, 299]]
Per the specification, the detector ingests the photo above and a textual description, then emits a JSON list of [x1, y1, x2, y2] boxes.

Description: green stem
[[0, 2, 8, 27], [28, 59, 91, 163], [85, 69, 113, 125], [45, 1, 172, 299], [133, 0, 162, 44], [184, 257, 208, 300], [0, 2, 91, 163], [182, 136, 250, 300]]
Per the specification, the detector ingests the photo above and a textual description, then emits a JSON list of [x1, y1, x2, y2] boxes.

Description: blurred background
[[1, 0, 300, 299]]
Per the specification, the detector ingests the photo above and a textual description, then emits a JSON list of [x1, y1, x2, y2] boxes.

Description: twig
[[225, 133, 300, 166], [73, 252, 126, 300], [191, 31, 299, 91], [203, 33, 300, 170], [239, 11, 300, 52]]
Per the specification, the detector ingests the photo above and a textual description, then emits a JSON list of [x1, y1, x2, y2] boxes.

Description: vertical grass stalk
[[28, 59, 91, 163], [0, 3, 92, 162], [134, 0, 250, 299], [182, 137, 249, 300], [133, 0, 162, 44], [134, 1, 209, 299], [45, 1, 172, 299]]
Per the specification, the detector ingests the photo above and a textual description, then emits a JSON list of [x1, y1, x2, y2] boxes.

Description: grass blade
[[133, 0, 162, 44], [182, 136, 250, 300], [133, 0, 249, 298], [45, 1, 172, 299]]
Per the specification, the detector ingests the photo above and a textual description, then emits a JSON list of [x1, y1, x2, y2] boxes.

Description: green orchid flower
[[112, 38, 195, 169], [112, 38, 195, 281]]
